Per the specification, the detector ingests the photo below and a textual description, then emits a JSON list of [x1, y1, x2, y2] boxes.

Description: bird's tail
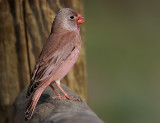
[[25, 88, 43, 120]]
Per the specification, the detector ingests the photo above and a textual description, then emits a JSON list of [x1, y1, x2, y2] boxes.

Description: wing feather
[[26, 31, 78, 98]]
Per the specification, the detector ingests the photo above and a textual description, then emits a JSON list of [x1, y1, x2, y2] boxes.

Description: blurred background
[[1, 0, 160, 122], [84, 0, 160, 123]]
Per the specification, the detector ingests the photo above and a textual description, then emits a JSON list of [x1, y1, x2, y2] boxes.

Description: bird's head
[[51, 8, 84, 33]]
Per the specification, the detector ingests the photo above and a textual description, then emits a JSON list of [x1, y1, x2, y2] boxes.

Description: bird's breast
[[50, 47, 80, 81]]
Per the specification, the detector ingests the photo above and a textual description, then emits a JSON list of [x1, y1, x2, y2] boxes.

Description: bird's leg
[[49, 84, 60, 96], [55, 80, 80, 101], [50, 80, 79, 101], [50, 83, 67, 100]]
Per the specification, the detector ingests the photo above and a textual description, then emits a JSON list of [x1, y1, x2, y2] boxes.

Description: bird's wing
[[26, 31, 79, 98]]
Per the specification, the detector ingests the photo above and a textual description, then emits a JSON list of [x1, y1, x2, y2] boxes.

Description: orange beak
[[77, 14, 84, 24]]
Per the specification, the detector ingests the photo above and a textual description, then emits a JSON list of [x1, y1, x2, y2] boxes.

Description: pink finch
[[25, 8, 84, 120]]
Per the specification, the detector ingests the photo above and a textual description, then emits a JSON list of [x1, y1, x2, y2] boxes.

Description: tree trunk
[[0, 0, 87, 123]]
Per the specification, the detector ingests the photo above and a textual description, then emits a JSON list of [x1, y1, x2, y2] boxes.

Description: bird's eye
[[70, 16, 74, 19]]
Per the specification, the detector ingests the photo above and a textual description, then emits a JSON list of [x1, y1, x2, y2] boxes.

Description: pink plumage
[[25, 8, 84, 120]]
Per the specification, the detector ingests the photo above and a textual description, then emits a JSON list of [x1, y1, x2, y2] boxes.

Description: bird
[[25, 8, 84, 120]]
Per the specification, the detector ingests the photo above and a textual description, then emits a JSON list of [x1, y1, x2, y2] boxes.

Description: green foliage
[[84, 0, 160, 122]]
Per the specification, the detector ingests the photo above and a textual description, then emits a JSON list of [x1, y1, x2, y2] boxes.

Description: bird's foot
[[50, 95, 67, 100], [65, 95, 80, 101], [50, 95, 80, 101]]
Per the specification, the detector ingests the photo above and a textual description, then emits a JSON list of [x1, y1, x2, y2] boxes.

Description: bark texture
[[0, 0, 87, 123]]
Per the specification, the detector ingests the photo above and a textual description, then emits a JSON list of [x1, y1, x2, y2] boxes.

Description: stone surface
[[10, 84, 103, 123]]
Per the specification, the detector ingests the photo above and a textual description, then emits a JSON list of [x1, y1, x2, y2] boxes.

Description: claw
[[65, 95, 80, 101], [50, 95, 67, 100], [50, 95, 80, 101]]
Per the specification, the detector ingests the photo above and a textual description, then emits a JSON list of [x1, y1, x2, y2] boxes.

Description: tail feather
[[26, 80, 40, 98], [25, 88, 44, 120], [25, 100, 34, 120]]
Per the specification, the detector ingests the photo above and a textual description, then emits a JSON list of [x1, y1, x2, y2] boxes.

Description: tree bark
[[0, 0, 87, 123]]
